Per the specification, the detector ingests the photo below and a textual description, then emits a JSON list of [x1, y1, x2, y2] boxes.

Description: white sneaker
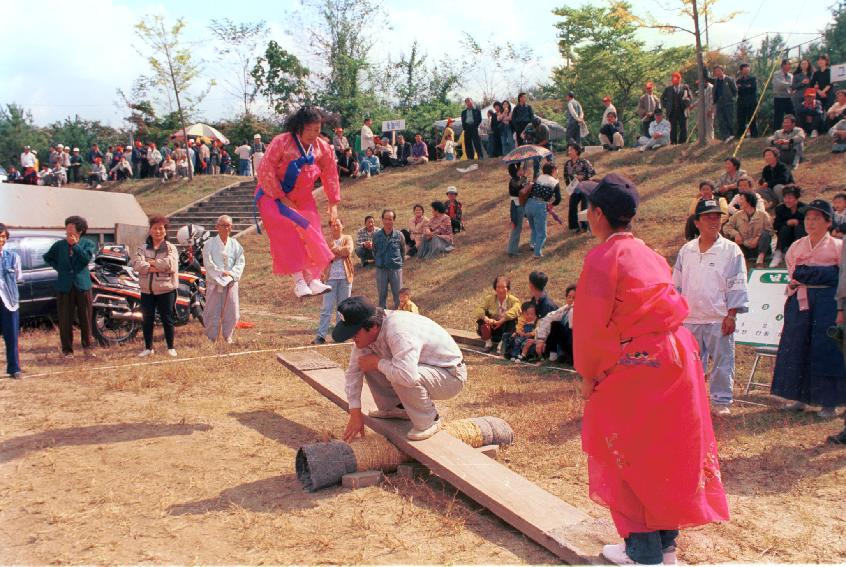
[[548, 352, 559, 362], [407, 419, 441, 441], [769, 250, 784, 268], [602, 543, 637, 565], [783, 401, 807, 411], [294, 280, 313, 298], [225, 337, 234, 344], [663, 549, 678, 565], [712, 405, 731, 416], [724, 135, 735, 144], [95, 184, 103, 189], [138, 349, 154, 358], [167, 349, 178, 357], [811, 130, 818, 138], [307, 279, 332, 295], [369, 408, 410, 420], [639, 145, 647, 152]]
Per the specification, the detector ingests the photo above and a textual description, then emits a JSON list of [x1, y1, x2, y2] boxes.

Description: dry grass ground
[[106, 174, 241, 214], [2, 137, 846, 564]]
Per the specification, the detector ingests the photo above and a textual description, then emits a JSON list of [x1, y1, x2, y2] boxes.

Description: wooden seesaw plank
[[277, 350, 612, 564]]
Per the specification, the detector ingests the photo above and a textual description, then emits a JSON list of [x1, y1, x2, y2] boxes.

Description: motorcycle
[[176, 223, 209, 323]]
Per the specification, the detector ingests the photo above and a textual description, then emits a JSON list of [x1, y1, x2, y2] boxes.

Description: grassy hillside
[[103, 174, 241, 215]]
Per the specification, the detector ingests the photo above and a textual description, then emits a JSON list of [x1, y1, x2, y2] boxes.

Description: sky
[[0, 0, 835, 127]]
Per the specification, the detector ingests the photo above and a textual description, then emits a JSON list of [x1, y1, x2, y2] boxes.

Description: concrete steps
[[167, 180, 257, 239]]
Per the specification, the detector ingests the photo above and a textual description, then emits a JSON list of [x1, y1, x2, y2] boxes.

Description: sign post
[[735, 268, 788, 348], [382, 120, 406, 146]]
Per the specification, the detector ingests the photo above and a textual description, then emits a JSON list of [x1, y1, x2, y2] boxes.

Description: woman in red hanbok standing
[[573, 173, 729, 565], [255, 106, 341, 298]]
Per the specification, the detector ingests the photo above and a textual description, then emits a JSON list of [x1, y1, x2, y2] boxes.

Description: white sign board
[[831, 63, 846, 83], [735, 268, 788, 347], [382, 119, 406, 132]]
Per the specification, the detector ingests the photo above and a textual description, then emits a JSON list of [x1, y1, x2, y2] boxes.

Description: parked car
[[5, 230, 63, 321], [0, 165, 8, 183]]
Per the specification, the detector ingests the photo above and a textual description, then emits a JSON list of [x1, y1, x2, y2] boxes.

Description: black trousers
[[736, 101, 758, 137], [669, 114, 687, 144], [545, 321, 573, 363], [773, 98, 794, 132], [777, 224, 807, 252], [476, 318, 516, 345], [464, 127, 484, 160], [57, 287, 93, 354], [141, 291, 176, 350], [568, 192, 588, 230]]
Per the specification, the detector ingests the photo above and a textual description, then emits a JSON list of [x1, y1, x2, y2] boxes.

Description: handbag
[[518, 180, 533, 207]]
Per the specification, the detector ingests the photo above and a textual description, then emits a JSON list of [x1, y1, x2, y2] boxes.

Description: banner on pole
[[382, 119, 406, 132]]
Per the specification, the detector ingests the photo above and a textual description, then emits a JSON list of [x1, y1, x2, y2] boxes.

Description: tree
[[208, 19, 269, 116], [252, 40, 311, 115], [134, 15, 213, 179], [460, 34, 535, 104], [0, 104, 49, 169], [822, 1, 846, 64]]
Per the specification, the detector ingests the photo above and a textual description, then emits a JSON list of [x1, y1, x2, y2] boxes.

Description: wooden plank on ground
[[277, 350, 612, 564], [446, 327, 485, 348]]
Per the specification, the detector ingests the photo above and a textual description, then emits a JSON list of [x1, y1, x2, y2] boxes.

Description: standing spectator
[[220, 147, 232, 174], [735, 63, 759, 138], [87, 157, 107, 188], [771, 185, 807, 267], [461, 98, 484, 160], [0, 223, 23, 379], [830, 117, 846, 153], [159, 155, 176, 183], [337, 146, 360, 179], [42, 216, 96, 359], [438, 119, 455, 155], [20, 146, 37, 184], [187, 141, 197, 175], [772, 200, 845, 418], [796, 88, 825, 136], [105, 146, 115, 170], [359, 148, 380, 177], [511, 92, 535, 146], [564, 143, 596, 233], [235, 140, 252, 176], [372, 209, 404, 309], [130, 140, 144, 178], [132, 215, 179, 358], [507, 163, 529, 256], [333, 127, 350, 160], [475, 275, 521, 353], [598, 111, 624, 151], [86, 143, 103, 165], [499, 99, 515, 155], [690, 79, 715, 142], [408, 133, 429, 165], [758, 147, 794, 204], [147, 143, 163, 177], [525, 162, 562, 258], [565, 91, 585, 146], [417, 202, 455, 259], [68, 148, 83, 183], [792, 59, 815, 116], [534, 283, 576, 364], [674, 199, 749, 415], [661, 72, 692, 144], [767, 115, 805, 169], [636, 81, 661, 138], [314, 218, 354, 345], [251, 134, 266, 179], [360, 118, 375, 154], [717, 157, 747, 201], [488, 104, 503, 158], [203, 215, 246, 344], [709, 65, 737, 141], [198, 140, 211, 174], [773, 59, 795, 131], [723, 192, 773, 266], [812, 54, 834, 109], [637, 108, 671, 151], [524, 117, 551, 179], [209, 142, 221, 175], [444, 187, 463, 233], [825, 89, 846, 129], [355, 215, 377, 267]]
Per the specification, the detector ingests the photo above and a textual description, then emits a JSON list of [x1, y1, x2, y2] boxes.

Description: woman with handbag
[[564, 143, 596, 233]]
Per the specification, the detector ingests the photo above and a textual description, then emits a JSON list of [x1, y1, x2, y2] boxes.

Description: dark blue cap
[[805, 199, 833, 220], [581, 173, 639, 222], [332, 296, 377, 343]]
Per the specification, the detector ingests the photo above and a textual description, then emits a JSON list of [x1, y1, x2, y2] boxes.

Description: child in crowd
[[445, 186, 463, 233], [444, 136, 456, 161], [832, 193, 846, 235], [398, 287, 419, 314], [507, 302, 538, 361]]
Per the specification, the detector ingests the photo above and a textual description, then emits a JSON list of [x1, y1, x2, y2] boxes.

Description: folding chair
[[744, 346, 778, 395]]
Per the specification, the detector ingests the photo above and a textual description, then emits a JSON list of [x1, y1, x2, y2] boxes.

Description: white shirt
[[0, 250, 23, 311], [601, 104, 617, 125], [344, 310, 463, 409], [235, 145, 252, 160], [203, 235, 245, 287], [536, 304, 573, 341], [673, 235, 750, 324], [361, 125, 375, 151], [20, 152, 36, 168]]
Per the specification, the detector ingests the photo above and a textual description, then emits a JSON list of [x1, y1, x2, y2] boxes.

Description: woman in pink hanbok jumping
[[255, 106, 341, 298], [573, 173, 729, 565]]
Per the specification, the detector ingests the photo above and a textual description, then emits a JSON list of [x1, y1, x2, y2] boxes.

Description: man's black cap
[[805, 199, 833, 220], [581, 173, 639, 222], [332, 296, 377, 343], [695, 198, 725, 218]]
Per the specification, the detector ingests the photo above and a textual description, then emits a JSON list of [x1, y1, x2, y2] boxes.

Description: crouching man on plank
[[332, 296, 467, 441]]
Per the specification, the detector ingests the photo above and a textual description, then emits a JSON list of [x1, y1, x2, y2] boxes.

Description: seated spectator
[[758, 147, 794, 204], [717, 157, 747, 201], [767, 115, 805, 168], [417, 201, 454, 259], [359, 148, 380, 177], [771, 185, 807, 267], [445, 186, 463, 233], [332, 127, 350, 160], [796, 88, 825, 136], [377, 137, 394, 169], [637, 108, 671, 151], [599, 111, 625, 151], [159, 155, 176, 182], [392, 134, 412, 166], [727, 177, 765, 216], [408, 133, 429, 165], [401, 204, 428, 257], [6, 166, 21, 183], [337, 147, 360, 179], [87, 158, 107, 188], [110, 156, 133, 181], [37, 165, 53, 186], [475, 275, 521, 353], [534, 283, 576, 364], [527, 270, 558, 318], [48, 163, 66, 187], [685, 181, 729, 240], [398, 287, 419, 314], [830, 118, 846, 153], [723, 192, 773, 267], [505, 302, 538, 362], [354, 215, 377, 267], [832, 193, 846, 235], [825, 89, 846, 128]]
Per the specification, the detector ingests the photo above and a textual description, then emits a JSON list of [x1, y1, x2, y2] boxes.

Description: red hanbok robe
[[573, 233, 729, 537], [256, 133, 341, 278]]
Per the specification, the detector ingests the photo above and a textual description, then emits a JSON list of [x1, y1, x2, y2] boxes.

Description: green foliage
[[822, 1, 846, 63], [252, 40, 310, 115], [0, 104, 49, 169], [212, 114, 281, 147], [208, 18, 269, 116], [46, 116, 124, 155]]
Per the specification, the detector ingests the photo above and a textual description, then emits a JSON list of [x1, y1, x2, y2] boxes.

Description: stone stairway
[[167, 180, 257, 239]]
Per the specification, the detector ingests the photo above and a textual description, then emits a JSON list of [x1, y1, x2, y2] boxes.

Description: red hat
[[804, 88, 817, 97], [135, 140, 142, 147], [602, 96, 611, 103], [645, 81, 654, 88], [672, 72, 682, 79]]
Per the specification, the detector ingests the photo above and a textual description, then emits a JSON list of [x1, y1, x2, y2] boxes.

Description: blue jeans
[[317, 278, 352, 339], [501, 125, 515, 155], [625, 530, 678, 564], [685, 322, 735, 405], [507, 201, 525, 255], [376, 267, 402, 309], [239, 159, 250, 176], [2, 303, 21, 375], [524, 198, 548, 257]]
